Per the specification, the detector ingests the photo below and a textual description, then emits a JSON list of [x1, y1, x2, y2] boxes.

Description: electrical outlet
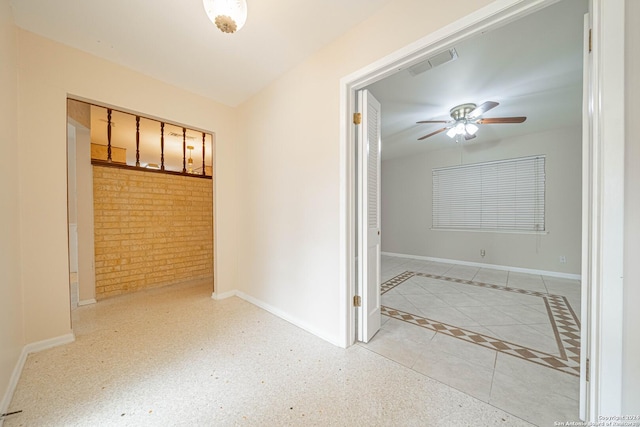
[[480, 249, 486, 258], [559, 256, 567, 264]]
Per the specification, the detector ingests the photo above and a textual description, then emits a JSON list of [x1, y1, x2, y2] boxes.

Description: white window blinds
[[432, 155, 545, 232]]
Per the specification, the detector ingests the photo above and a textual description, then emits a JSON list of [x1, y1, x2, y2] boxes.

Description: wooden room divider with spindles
[[92, 107, 212, 180]]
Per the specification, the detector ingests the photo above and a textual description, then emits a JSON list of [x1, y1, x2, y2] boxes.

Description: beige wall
[[75, 123, 96, 302], [93, 166, 213, 299], [67, 101, 93, 305], [2, 0, 637, 414], [623, 0, 640, 413], [16, 28, 239, 344], [381, 126, 582, 275], [67, 98, 90, 128], [0, 0, 23, 409], [236, 0, 493, 344]]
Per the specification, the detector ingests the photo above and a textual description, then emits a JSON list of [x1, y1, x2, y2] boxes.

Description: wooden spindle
[[160, 122, 165, 171], [107, 109, 112, 162], [135, 116, 140, 167], [202, 132, 206, 176], [182, 128, 187, 173]]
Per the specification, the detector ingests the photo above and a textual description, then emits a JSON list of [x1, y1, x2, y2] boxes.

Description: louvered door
[[358, 90, 381, 342]]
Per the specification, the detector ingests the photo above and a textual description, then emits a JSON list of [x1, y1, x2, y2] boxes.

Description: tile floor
[[358, 255, 583, 426], [4, 280, 534, 426]]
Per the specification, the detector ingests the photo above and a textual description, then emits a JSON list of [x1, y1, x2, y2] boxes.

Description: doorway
[[66, 99, 216, 309], [342, 0, 626, 423], [355, 1, 585, 423]]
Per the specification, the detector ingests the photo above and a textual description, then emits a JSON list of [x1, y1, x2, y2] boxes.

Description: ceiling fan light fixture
[[417, 101, 526, 142], [446, 121, 477, 140], [203, 0, 247, 34], [465, 123, 479, 135]]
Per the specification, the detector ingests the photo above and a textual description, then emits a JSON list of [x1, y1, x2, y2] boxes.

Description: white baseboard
[[23, 333, 75, 355], [0, 349, 26, 426], [1, 333, 75, 425], [78, 299, 96, 306], [234, 291, 344, 348], [381, 251, 581, 280], [210, 289, 343, 347], [211, 290, 237, 300]]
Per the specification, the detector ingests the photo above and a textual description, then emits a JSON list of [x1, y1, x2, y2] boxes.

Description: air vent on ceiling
[[408, 48, 458, 77]]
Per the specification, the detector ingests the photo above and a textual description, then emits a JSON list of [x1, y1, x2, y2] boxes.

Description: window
[[432, 155, 545, 232]]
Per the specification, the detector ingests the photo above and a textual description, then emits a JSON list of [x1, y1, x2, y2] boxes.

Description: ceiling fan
[[416, 101, 526, 141]]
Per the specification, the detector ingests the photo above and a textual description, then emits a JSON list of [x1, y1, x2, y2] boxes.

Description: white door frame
[[339, 0, 625, 421], [583, 0, 625, 418]]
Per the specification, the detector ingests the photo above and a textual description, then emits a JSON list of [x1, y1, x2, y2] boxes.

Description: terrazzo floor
[[358, 255, 583, 426], [5, 279, 534, 426]]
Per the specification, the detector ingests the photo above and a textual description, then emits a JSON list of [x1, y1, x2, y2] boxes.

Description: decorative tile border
[[380, 271, 581, 376]]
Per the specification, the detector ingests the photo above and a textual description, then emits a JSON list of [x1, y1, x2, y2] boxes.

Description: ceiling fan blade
[[464, 133, 477, 141], [468, 101, 499, 119], [418, 127, 448, 140], [416, 120, 449, 124], [476, 116, 527, 124]]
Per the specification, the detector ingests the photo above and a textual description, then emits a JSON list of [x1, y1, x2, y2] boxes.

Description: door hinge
[[353, 295, 362, 307], [586, 357, 590, 382], [588, 28, 592, 53], [353, 112, 362, 125]]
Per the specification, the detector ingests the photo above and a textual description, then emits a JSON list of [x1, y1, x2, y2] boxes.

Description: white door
[[357, 90, 382, 343]]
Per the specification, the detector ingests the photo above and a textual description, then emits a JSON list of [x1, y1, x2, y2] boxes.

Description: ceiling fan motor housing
[[450, 103, 477, 120]]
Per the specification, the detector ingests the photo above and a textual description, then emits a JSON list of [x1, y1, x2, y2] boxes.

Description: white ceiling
[[10, 0, 390, 107], [366, 0, 588, 160], [12, 0, 587, 161]]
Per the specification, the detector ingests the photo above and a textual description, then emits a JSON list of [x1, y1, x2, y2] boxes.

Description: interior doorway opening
[[340, 0, 622, 423], [66, 98, 216, 312]]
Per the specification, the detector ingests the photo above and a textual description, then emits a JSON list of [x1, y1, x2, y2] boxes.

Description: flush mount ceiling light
[[203, 0, 248, 34]]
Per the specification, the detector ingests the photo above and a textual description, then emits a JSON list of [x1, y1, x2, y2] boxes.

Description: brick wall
[[93, 166, 213, 299]]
